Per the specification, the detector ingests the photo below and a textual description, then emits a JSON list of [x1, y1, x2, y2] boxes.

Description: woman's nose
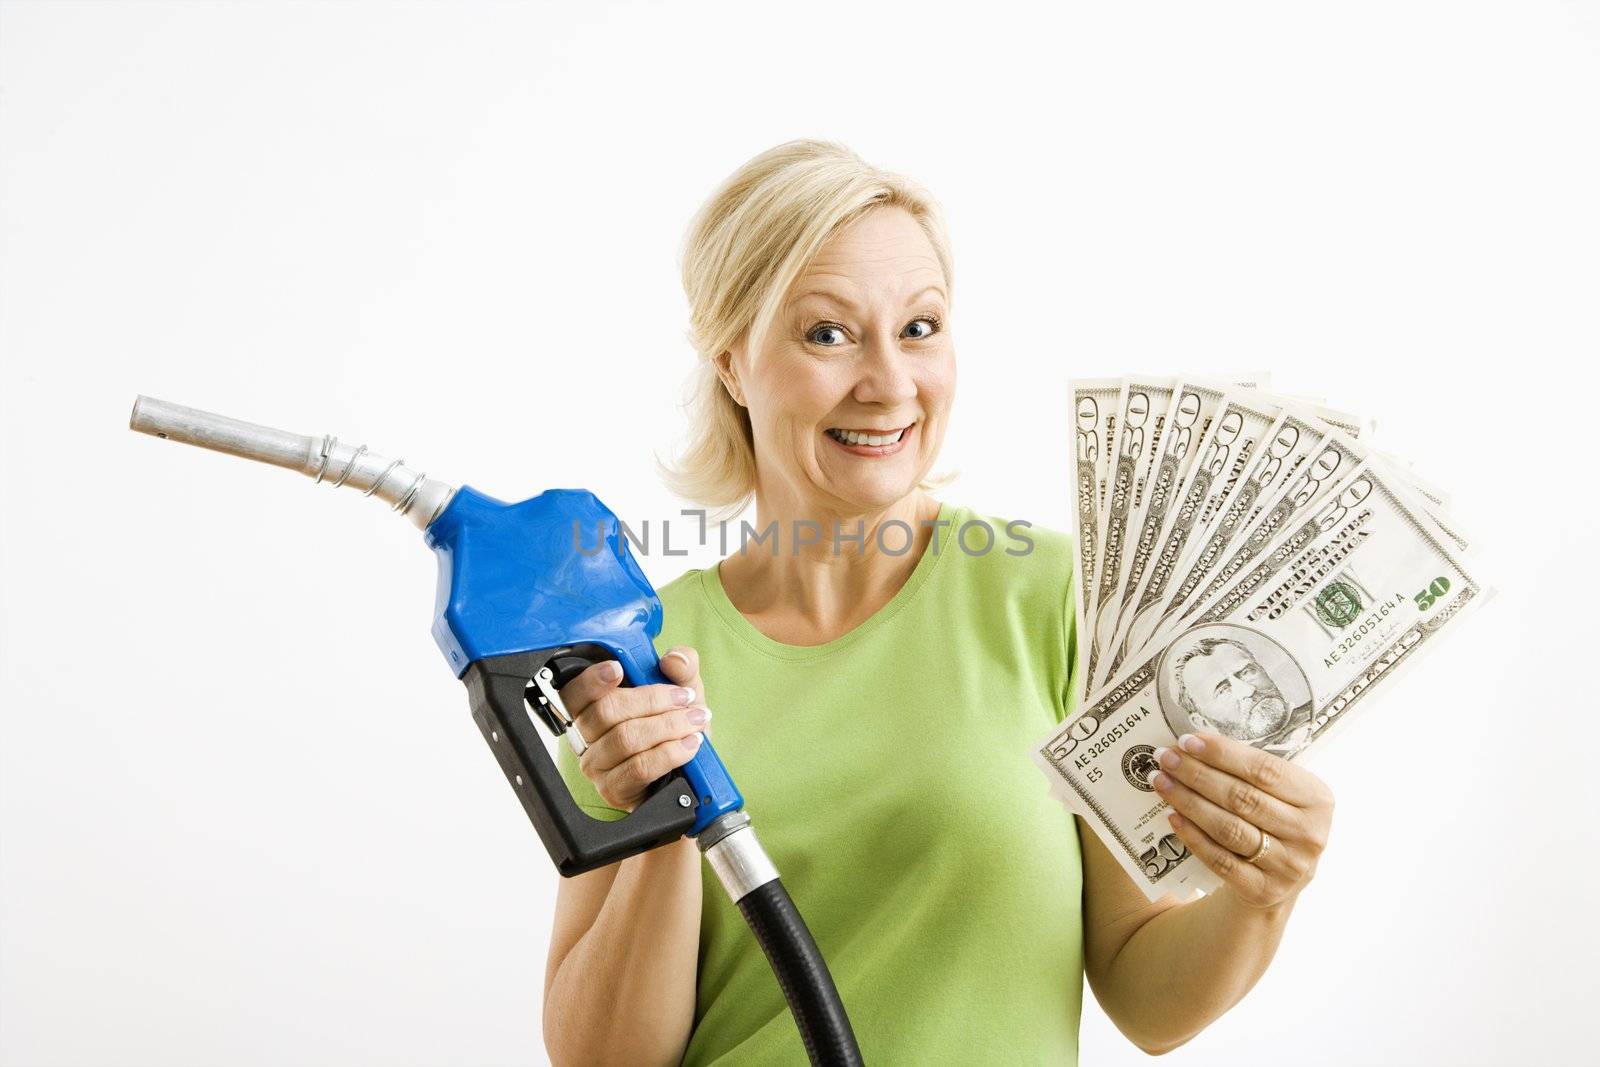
[[851, 333, 918, 405]]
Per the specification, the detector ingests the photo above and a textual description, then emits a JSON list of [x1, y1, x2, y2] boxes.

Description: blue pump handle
[[423, 486, 742, 841]]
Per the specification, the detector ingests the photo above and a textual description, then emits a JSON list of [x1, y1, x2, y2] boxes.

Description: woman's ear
[[713, 350, 746, 408]]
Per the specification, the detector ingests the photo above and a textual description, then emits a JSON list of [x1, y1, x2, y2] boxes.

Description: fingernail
[[688, 707, 711, 726], [1168, 812, 1184, 829], [597, 660, 622, 681], [662, 651, 686, 671], [1179, 733, 1205, 754], [674, 687, 695, 706], [681, 733, 702, 751], [1154, 746, 1180, 771], [1151, 771, 1172, 792]]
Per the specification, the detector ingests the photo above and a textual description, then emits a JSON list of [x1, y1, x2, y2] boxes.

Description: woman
[[544, 139, 1335, 1065]]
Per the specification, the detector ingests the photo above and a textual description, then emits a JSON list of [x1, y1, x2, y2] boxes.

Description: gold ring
[[1246, 830, 1273, 865]]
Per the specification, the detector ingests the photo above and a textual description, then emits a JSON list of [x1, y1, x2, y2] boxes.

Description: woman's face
[[723, 205, 955, 516]]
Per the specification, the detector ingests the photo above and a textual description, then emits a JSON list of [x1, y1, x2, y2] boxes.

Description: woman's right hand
[[559, 645, 713, 812]]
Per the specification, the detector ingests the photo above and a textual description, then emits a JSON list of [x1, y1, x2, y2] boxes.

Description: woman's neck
[[716, 492, 944, 646]]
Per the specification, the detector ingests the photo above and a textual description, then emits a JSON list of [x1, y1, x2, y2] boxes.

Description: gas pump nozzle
[[129, 395, 862, 1065], [129, 395, 457, 528]]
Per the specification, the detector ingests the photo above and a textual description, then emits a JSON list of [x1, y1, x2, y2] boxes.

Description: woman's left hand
[[1150, 731, 1335, 910]]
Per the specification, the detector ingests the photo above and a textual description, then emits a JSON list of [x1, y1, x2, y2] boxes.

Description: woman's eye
[[903, 317, 941, 340], [808, 324, 847, 346]]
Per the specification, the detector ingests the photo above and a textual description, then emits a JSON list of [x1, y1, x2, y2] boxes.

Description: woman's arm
[[1079, 730, 1335, 1055], [542, 647, 712, 1066], [543, 838, 702, 1066]]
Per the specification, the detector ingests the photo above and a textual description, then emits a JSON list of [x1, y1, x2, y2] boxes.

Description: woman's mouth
[[824, 423, 913, 457]]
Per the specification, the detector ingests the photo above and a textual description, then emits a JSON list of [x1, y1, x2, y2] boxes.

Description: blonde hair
[[656, 139, 959, 520]]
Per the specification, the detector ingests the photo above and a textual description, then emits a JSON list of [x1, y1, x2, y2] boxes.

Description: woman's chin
[[816, 444, 928, 511], [821, 474, 922, 513]]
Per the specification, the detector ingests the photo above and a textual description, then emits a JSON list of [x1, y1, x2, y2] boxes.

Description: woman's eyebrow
[[792, 288, 857, 309], [793, 284, 947, 309]]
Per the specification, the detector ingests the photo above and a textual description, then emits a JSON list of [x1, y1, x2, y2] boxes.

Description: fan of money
[[1034, 376, 1488, 901]]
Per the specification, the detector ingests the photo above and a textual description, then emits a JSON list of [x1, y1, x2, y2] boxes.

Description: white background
[[3, 2, 1596, 1064]]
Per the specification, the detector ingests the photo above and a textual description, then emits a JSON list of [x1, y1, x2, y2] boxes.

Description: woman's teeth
[[826, 426, 907, 447]]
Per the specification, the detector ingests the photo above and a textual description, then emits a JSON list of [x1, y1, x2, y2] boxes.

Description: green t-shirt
[[557, 499, 1085, 1065]]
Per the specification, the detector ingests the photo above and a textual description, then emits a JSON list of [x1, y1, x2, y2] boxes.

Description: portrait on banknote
[[1155, 623, 1315, 757]]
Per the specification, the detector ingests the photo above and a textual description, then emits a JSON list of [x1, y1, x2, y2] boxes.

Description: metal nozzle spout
[[129, 395, 457, 529]]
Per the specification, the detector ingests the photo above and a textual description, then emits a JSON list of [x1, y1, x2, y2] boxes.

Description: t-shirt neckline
[[699, 499, 960, 662]]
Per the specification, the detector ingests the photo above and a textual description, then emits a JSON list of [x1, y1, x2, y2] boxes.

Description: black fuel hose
[[699, 812, 863, 1065], [736, 879, 863, 1066]]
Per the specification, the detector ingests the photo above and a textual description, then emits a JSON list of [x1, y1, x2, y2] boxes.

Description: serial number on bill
[[1072, 708, 1152, 770]]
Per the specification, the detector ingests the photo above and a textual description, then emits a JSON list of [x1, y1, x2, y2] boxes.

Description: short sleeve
[[1059, 535, 1083, 725], [554, 732, 628, 822]]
